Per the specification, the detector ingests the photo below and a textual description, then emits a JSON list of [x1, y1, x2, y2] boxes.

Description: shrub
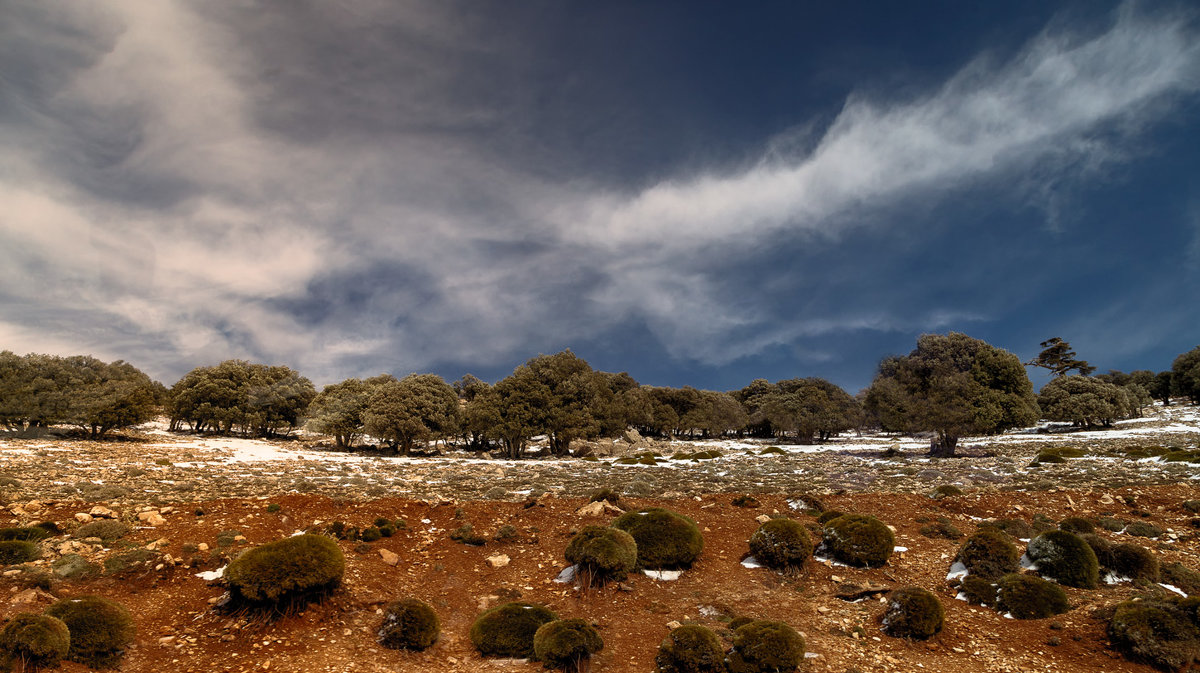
[[932, 485, 963, 499], [494, 525, 518, 542], [881, 587, 944, 640], [790, 493, 827, 513], [0, 613, 70, 671], [359, 527, 382, 543], [654, 624, 725, 673], [727, 616, 754, 631], [1079, 533, 1114, 570], [1183, 500, 1200, 514], [565, 525, 638, 587], [748, 519, 812, 572], [815, 510, 844, 525], [0, 540, 40, 565], [44, 595, 135, 669], [470, 602, 557, 658], [1109, 544, 1160, 582], [995, 574, 1070, 619], [589, 489, 620, 504], [611, 508, 703, 570], [726, 620, 805, 673], [731, 495, 760, 508], [0, 527, 52, 542], [1161, 562, 1200, 596], [377, 598, 439, 651], [1058, 517, 1094, 535], [980, 518, 1034, 540], [1125, 521, 1164, 538], [224, 534, 345, 613], [959, 576, 997, 606], [533, 619, 603, 672], [73, 521, 130, 542], [52, 554, 101, 580], [449, 524, 486, 546], [821, 514, 894, 568], [266, 503, 281, 513], [759, 447, 786, 456], [1109, 598, 1200, 670], [956, 528, 1019, 580], [1027, 530, 1099, 589], [1096, 517, 1126, 532], [919, 518, 963, 540]]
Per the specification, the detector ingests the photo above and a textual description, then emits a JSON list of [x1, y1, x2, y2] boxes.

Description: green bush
[[1161, 562, 1200, 596], [1079, 533, 1114, 570], [1109, 543, 1159, 582], [956, 528, 1019, 580], [1058, 517, 1095, 535], [881, 587, 944, 640], [44, 595, 135, 669], [919, 517, 963, 540], [731, 495, 760, 508], [1109, 598, 1200, 670], [449, 524, 486, 546], [980, 518, 1034, 540], [654, 624, 726, 673], [1125, 521, 1164, 538], [0, 540, 40, 565], [1183, 500, 1200, 514], [815, 510, 844, 525], [995, 574, 1070, 619], [224, 534, 344, 612], [565, 525, 637, 587], [790, 493, 827, 513], [759, 447, 786, 456], [0, 527, 52, 542], [726, 620, 805, 673], [377, 598, 439, 651], [470, 602, 557, 658], [748, 519, 812, 572], [533, 619, 603, 672], [0, 613, 70, 671], [959, 576, 997, 606], [589, 488, 620, 504], [932, 485, 963, 499], [73, 521, 130, 542], [1096, 517, 1126, 532], [611, 508, 703, 570], [821, 514, 894, 568], [1027, 530, 1099, 589], [359, 527, 382, 543]]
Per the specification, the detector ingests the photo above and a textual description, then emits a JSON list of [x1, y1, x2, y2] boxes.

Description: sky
[[1, 1, 1199, 393]]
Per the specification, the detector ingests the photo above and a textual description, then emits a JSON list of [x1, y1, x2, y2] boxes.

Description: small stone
[[486, 554, 510, 569], [138, 511, 167, 526], [666, 621, 683, 630], [197, 543, 209, 552], [74, 513, 94, 524], [89, 506, 117, 518], [377, 549, 399, 566], [755, 515, 772, 523], [1099, 494, 1115, 505]]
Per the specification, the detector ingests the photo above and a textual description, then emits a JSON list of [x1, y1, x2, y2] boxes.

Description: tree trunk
[[929, 433, 958, 458]]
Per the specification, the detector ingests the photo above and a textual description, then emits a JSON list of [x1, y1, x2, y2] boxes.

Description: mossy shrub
[[1109, 543, 1159, 582], [44, 595, 135, 669], [1058, 517, 1095, 535], [0, 527, 52, 542], [932, 485, 963, 499], [815, 510, 844, 525], [470, 602, 557, 658], [377, 598, 439, 651], [959, 576, 997, 606], [726, 620, 805, 673], [73, 520, 130, 541], [956, 528, 1019, 580], [1027, 530, 1099, 589], [881, 587, 944, 640], [1109, 598, 1200, 671], [980, 518, 1035, 540], [589, 488, 620, 504], [731, 495, 760, 508], [0, 540, 40, 565], [995, 574, 1070, 619], [611, 508, 703, 570], [1079, 533, 1115, 571], [748, 519, 812, 572], [654, 624, 726, 673], [533, 619, 603, 672], [821, 514, 894, 568], [0, 613, 70, 671], [790, 493, 827, 513], [564, 525, 637, 586], [224, 534, 345, 610], [1124, 521, 1164, 538], [1161, 562, 1200, 596]]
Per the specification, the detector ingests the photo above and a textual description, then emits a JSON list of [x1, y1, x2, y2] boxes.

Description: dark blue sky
[[1, 1, 1197, 392]]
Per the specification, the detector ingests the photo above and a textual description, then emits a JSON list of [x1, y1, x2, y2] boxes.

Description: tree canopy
[[362, 374, 459, 454], [1172, 345, 1200, 405], [1038, 375, 1134, 428], [734, 377, 860, 442], [1026, 338, 1096, 377], [306, 375, 396, 449], [169, 360, 316, 436]]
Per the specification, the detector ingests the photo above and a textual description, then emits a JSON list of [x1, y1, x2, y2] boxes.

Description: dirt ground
[[0, 409, 1198, 672]]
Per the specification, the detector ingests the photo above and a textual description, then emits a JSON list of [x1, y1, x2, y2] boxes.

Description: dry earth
[[0, 405, 1197, 673]]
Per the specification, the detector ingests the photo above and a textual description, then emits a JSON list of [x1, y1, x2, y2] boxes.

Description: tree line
[[2, 337, 1198, 457]]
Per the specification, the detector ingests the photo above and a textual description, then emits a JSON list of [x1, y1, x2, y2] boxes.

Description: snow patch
[[554, 565, 577, 584], [741, 556, 765, 569], [195, 565, 226, 581], [643, 569, 683, 580], [946, 561, 969, 581]]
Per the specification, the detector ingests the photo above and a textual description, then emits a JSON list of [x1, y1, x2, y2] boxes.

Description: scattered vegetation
[[533, 619, 604, 673], [0, 527, 52, 542], [959, 576, 997, 606], [919, 517, 963, 540], [726, 620, 805, 673], [956, 528, 1019, 580], [449, 524, 487, 546], [747, 519, 812, 573], [881, 587, 944, 640], [223, 534, 345, 614], [1058, 517, 1094, 535], [1108, 543, 1160, 582], [469, 602, 557, 658], [0, 613, 70, 672], [1027, 530, 1100, 589], [73, 520, 130, 542], [995, 574, 1070, 619], [377, 598, 439, 651], [1108, 598, 1200, 670], [44, 595, 136, 669], [1161, 562, 1200, 596], [931, 485, 963, 499], [731, 495, 760, 508], [980, 518, 1035, 540], [821, 514, 894, 568], [0, 540, 40, 565], [611, 508, 703, 570], [564, 525, 638, 587], [654, 624, 726, 673]]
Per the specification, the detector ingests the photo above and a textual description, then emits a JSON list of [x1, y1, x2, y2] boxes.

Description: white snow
[[741, 556, 765, 569], [554, 566, 577, 584], [1160, 583, 1187, 597], [195, 565, 226, 581], [643, 569, 683, 580], [946, 561, 969, 580]]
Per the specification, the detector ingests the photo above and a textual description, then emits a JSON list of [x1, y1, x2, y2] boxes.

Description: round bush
[[533, 619, 603, 671], [564, 525, 637, 586], [1125, 520, 1164, 538], [0, 613, 70, 671], [881, 587, 944, 640], [931, 485, 963, 499], [1109, 543, 1160, 582], [611, 508, 703, 570], [470, 602, 557, 658], [1109, 599, 1200, 670], [654, 624, 726, 673], [1058, 517, 1095, 535], [959, 576, 997, 606], [980, 518, 1035, 540], [748, 519, 812, 572], [0, 527, 52, 542], [956, 528, 1019, 580], [73, 520, 130, 541], [377, 598, 439, 651], [815, 510, 843, 525], [224, 534, 345, 609], [44, 595, 135, 669], [995, 574, 1070, 619], [726, 620, 805, 673], [1079, 533, 1114, 570], [821, 514, 894, 568], [1161, 562, 1200, 596], [1027, 530, 1099, 589], [0, 540, 40, 565]]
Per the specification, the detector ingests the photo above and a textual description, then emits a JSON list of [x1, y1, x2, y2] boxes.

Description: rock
[[23, 501, 43, 513], [1099, 494, 1115, 505], [10, 588, 54, 608], [835, 582, 890, 601], [575, 501, 622, 517], [486, 554, 510, 569], [89, 506, 117, 518], [378, 549, 400, 566], [74, 513, 94, 524], [755, 515, 772, 523], [197, 543, 209, 552], [138, 511, 167, 526], [622, 428, 643, 444], [666, 621, 683, 630]]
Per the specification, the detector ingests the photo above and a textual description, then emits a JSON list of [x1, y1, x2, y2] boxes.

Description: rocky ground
[[0, 405, 1197, 672]]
